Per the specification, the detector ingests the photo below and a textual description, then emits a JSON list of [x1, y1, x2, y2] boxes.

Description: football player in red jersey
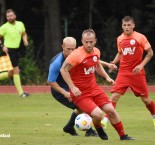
[[61, 29, 134, 141], [102, 16, 155, 130]]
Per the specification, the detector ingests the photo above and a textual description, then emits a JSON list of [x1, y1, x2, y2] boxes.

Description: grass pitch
[[0, 92, 155, 145]]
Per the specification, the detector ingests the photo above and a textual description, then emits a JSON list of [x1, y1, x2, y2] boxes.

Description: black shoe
[[120, 134, 135, 140], [99, 133, 108, 140], [85, 129, 98, 137], [20, 92, 30, 97], [63, 126, 79, 136]]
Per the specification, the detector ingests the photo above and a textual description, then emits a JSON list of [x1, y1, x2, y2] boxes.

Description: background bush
[[0, 37, 47, 85]]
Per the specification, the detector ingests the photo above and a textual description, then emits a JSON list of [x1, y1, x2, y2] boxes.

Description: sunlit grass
[[0, 92, 154, 145]]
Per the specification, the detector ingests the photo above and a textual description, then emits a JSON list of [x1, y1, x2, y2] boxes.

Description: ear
[[133, 23, 135, 29], [95, 38, 97, 43], [81, 38, 83, 43]]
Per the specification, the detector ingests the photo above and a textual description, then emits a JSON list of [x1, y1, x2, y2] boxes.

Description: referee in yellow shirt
[[0, 9, 29, 97]]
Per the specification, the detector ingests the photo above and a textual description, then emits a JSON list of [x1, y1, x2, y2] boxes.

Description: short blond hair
[[63, 37, 76, 46]]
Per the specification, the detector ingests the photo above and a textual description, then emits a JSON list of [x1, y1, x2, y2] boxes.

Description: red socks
[[112, 121, 125, 137], [146, 100, 155, 115]]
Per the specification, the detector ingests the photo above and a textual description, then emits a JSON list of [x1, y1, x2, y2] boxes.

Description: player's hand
[[2, 46, 8, 53], [108, 63, 117, 71], [106, 77, 115, 85], [70, 86, 81, 97], [64, 92, 72, 102], [23, 40, 29, 47], [132, 65, 143, 74]]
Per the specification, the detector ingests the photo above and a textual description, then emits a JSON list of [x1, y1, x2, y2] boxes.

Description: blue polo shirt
[[47, 52, 69, 97]]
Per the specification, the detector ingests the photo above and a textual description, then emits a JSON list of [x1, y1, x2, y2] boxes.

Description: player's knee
[[106, 109, 117, 119], [91, 110, 103, 121], [8, 71, 13, 78]]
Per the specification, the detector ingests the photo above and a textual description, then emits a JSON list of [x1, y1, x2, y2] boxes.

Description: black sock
[[95, 127, 108, 140], [66, 112, 77, 128]]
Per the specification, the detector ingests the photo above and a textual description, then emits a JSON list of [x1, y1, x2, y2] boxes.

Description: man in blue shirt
[[47, 37, 98, 136]]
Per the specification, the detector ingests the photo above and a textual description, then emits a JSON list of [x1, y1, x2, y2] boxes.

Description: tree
[[43, 0, 62, 70], [0, 0, 6, 25], [3, 0, 155, 83]]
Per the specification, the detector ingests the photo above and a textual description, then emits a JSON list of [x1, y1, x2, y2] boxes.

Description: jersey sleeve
[[141, 35, 151, 50], [20, 21, 26, 32], [47, 62, 61, 82], [47, 53, 64, 82], [66, 49, 81, 66], [67, 47, 101, 65], [117, 37, 122, 52], [0, 25, 6, 36], [94, 47, 100, 59]]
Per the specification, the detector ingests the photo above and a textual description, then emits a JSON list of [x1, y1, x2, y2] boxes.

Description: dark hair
[[6, 9, 16, 14], [122, 16, 134, 23], [82, 29, 96, 38]]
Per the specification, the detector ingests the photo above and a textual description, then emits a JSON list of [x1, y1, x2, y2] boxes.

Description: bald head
[[62, 37, 76, 58]]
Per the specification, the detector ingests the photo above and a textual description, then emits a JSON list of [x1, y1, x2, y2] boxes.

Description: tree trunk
[[43, 0, 61, 70], [0, 0, 6, 25]]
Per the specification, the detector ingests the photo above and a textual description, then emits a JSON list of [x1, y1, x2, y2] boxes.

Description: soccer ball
[[75, 113, 92, 131]]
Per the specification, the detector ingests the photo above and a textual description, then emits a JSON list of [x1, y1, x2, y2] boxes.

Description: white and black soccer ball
[[75, 113, 92, 131]]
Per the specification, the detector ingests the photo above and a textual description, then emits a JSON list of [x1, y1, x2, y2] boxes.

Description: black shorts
[[52, 93, 77, 110], [0, 49, 6, 56], [8, 48, 20, 67]]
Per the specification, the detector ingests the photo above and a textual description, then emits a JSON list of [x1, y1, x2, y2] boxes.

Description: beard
[[8, 19, 15, 24]]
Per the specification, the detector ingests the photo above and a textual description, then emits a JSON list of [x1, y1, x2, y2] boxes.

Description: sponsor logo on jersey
[[84, 66, 95, 75], [121, 47, 136, 55]]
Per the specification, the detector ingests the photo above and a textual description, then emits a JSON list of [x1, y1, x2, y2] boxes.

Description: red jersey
[[117, 31, 151, 75], [66, 46, 100, 95]]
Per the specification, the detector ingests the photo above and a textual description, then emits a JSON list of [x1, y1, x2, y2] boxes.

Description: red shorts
[[111, 73, 148, 97], [71, 86, 111, 115]]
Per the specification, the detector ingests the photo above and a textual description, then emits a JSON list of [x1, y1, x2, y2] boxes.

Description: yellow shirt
[[0, 21, 25, 48]]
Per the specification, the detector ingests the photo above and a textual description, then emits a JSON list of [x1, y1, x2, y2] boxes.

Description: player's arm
[[133, 47, 153, 74], [142, 47, 153, 65], [111, 52, 121, 64], [22, 31, 28, 47], [95, 61, 115, 85], [47, 81, 71, 101], [100, 60, 117, 70], [0, 35, 8, 53], [0, 27, 8, 53], [60, 60, 81, 97], [0, 39, 3, 49], [47, 81, 67, 95], [0, 39, 6, 55], [47, 61, 71, 100]]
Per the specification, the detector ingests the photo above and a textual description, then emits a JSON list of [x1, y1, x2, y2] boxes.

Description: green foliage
[[19, 38, 47, 85], [4, 0, 155, 84], [0, 77, 13, 85], [0, 38, 47, 85]]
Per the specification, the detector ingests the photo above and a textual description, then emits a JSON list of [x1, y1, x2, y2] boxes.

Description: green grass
[[0, 92, 155, 145]]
